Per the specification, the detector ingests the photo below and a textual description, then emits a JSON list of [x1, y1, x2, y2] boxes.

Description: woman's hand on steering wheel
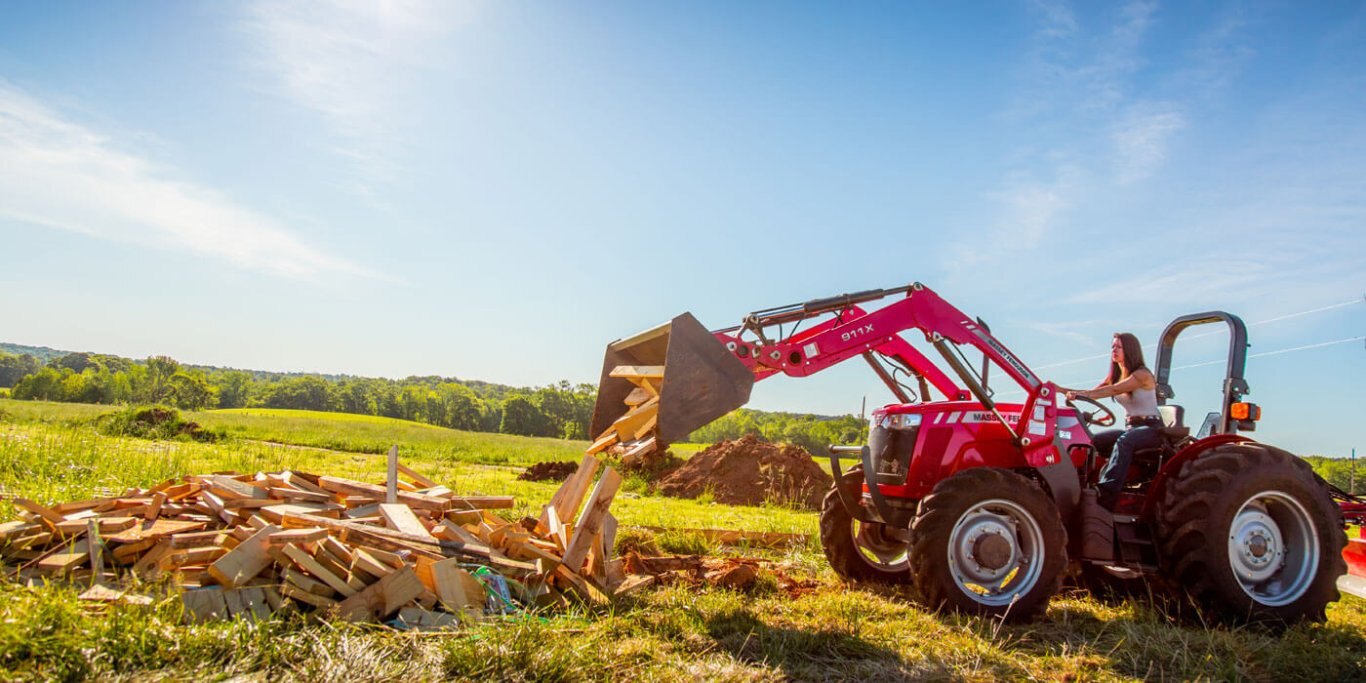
[[1066, 392, 1116, 427]]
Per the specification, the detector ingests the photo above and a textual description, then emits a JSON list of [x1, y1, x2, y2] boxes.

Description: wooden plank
[[623, 386, 652, 407], [169, 530, 229, 549], [447, 496, 515, 510], [585, 431, 617, 455], [258, 503, 343, 524], [313, 546, 365, 592], [87, 518, 104, 583], [145, 492, 167, 521], [209, 475, 269, 501], [430, 557, 484, 611], [608, 365, 665, 380], [206, 524, 281, 588], [280, 513, 444, 560], [395, 462, 438, 489], [608, 400, 658, 442], [280, 583, 339, 610], [379, 503, 436, 541], [350, 547, 394, 581], [284, 568, 338, 597], [560, 468, 622, 573], [105, 519, 208, 544], [540, 454, 601, 530], [318, 477, 449, 511], [386, 445, 399, 505], [280, 543, 357, 597], [0, 520, 37, 541], [619, 437, 657, 467], [54, 516, 137, 536], [13, 498, 64, 525], [237, 587, 273, 620], [267, 528, 328, 545], [336, 567, 424, 622], [267, 488, 334, 504], [111, 537, 157, 564], [181, 587, 229, 623], [38, 539, 90, 573]]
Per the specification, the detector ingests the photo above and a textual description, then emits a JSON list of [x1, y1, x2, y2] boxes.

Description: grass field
[[1, 397, 1364, 681]]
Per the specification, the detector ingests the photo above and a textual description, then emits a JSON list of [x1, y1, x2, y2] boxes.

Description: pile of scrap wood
[[0, 447, 632, 626], [587, 364, 664, 468]]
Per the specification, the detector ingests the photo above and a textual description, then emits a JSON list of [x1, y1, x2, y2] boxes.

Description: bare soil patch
[[655, 435, 832, 510]]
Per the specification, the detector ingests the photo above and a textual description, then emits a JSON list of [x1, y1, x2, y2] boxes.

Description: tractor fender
[[1032, 460, 1081, 525], [1141, 433, 1253, 518]]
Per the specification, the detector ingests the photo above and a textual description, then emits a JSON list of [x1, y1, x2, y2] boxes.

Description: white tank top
[[1114, 383, 1159, 419]]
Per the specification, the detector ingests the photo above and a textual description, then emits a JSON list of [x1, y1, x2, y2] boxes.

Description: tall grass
[[1, 398, 1364, 681]]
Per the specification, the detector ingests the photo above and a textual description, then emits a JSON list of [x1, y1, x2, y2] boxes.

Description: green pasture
[[0, 398, 1363, 681]]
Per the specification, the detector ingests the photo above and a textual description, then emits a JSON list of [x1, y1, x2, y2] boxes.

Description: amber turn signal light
[[1230, 402, 1261, 421]]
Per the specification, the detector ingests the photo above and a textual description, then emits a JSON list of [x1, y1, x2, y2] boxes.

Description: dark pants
[[1091, 426, 1164, 509]]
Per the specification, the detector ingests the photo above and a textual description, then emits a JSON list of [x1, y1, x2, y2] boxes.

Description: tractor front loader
[[591, 282, 1354, 624]]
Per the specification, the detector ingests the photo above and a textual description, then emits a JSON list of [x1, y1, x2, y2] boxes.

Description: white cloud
[[0, 81, 372, 280], [243, 0, 474, 184], [1111, 104, 1185, 184]]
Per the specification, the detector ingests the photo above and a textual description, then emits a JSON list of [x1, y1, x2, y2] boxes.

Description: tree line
[[0, 349, 866, 448], [0, 351, 597, 439]]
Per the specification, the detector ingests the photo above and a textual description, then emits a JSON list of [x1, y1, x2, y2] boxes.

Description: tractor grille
[[868, 423, 918, 485]]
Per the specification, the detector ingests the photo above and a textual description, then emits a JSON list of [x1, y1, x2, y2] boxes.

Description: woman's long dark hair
[[1107, 332, 1146, 385]]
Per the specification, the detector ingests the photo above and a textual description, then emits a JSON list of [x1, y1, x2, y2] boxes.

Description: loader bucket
[[590, 312, 754, 445]]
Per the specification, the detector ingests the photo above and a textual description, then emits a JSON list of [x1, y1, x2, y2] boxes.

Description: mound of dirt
[[655, 435, 832, 510], [517, 461, 580, 482]]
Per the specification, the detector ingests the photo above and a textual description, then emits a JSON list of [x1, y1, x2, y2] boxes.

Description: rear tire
[[910, 468, 1067, 621], [1156, 443, 1346, 625], [819, 467, 913, 584]]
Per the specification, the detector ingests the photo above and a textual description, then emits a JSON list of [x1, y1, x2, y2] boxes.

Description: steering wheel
[[1068, 394, 1116, 427]]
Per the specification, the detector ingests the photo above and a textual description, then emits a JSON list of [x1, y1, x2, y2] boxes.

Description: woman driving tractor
[[1064, 333, 1164, 511]]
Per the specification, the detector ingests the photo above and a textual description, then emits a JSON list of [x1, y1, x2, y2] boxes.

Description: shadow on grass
[[699, 601, 929, 681]]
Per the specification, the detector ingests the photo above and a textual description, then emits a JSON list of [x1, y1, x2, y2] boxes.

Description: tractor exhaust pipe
[[589, 312, 754, 446]]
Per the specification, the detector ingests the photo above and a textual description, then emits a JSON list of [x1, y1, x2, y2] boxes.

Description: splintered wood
[[592, 365, 664, 468], [0, 451, 632, 628]]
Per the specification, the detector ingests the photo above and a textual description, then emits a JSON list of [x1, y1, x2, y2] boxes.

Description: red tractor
[[591, 282, 1352, 623]]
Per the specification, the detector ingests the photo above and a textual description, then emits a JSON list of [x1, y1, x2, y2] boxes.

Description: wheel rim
[[946, 499, 1045, 606], [851, 519, 911, 570], [1227, 490, 1320, 607]]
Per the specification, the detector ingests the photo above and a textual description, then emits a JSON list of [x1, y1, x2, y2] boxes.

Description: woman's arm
[[1078, 369, 1155, 399]]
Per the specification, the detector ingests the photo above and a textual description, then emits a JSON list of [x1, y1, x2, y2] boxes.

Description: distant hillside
[[0, 343, 68, 364], [0, 341, 522, 393], [0, 340, 859, 449]]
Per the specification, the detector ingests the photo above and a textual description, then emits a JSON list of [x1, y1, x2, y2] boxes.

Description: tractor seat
[[1157, 405, 1190, 442]]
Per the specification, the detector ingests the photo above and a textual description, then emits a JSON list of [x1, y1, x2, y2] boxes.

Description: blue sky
[[1, 1, 1362, 456]]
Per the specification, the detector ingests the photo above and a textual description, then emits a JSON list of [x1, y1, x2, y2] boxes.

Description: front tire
[[910, 468, 1067, 621], [1156, 443, 1346, 625], [819, 467, 913, 584]]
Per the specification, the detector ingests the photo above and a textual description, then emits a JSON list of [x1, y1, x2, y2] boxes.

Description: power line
[[1171, 335, 1366, 370], [1031, 297, 1364, 371]]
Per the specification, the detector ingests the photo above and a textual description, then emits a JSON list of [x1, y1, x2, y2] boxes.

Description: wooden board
[[560, 468, 622, 573], [280, 543, 357, 597], [181, 588, 229, 623], [608, 365, 665, 380], [429, 557, 484, 612], [206, 524, 281, 588], [13, 498, 64, 525], [540, 454, 601, 529], [37, 539, 90, 573], [379, 504, 436, 541], [608, 400, 658, 441], [105, 518, 208, 544], [336, 567, 424, 622], [318, 477, 448, 511]]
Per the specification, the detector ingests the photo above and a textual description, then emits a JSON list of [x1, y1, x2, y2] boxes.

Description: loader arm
[[592, 282, 1065, 463]]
